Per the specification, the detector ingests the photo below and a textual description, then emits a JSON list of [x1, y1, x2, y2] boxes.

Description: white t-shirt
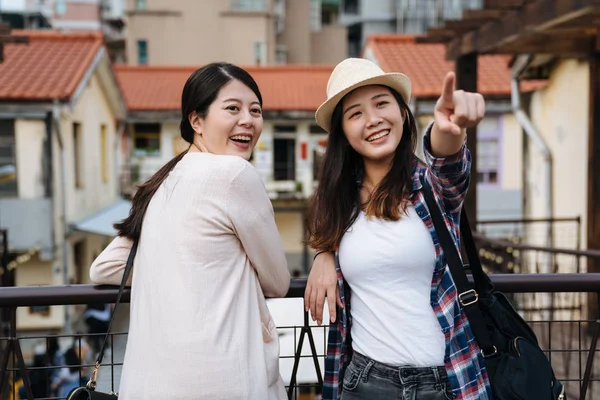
[[338, 204, 446, 367]]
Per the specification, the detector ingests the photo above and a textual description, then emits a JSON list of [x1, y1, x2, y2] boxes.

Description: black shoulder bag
[[67, 240, 139, 400], [421, 178, 565, 400]]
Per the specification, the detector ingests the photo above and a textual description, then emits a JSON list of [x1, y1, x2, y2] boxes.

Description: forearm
[[430, 123, 466, 157]]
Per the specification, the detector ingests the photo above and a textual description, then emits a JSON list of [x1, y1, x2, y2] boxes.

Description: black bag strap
[[420, 177, 497, 357], [87, 239, 138, 390]]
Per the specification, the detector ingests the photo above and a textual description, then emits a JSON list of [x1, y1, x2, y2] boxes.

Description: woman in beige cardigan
[[90, 63, 290, 400]]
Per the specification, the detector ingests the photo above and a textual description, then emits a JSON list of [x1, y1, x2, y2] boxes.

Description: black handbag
[[67, 240, 139, 400], [421, 178, 565, 400]]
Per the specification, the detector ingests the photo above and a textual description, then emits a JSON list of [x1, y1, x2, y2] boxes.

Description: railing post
[[0, 308, 33, 400], [580, 291, 600, 400], [0, 229, 10, 400]]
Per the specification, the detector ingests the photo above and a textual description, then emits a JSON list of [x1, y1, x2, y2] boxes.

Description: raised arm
[[89, 235, 134, 286], [227, 164, 290, 298], [426, 71, 485, 214]]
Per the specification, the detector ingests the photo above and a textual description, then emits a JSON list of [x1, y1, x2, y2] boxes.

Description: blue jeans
[[341, 352, 454, 400]]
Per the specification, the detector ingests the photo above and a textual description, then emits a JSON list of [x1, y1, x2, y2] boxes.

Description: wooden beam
[[444, 19, 487, 32], [587, 51, 600, 321], [456, 53, 478, 229], [483, 0, 525, 9], [446, 0, 600, 59], [494, 36, 594, 56], [462, 9, 506, 21], [426, 27, 457, 37], [415, 36, 453, 44], [415, 28, 456, 43]]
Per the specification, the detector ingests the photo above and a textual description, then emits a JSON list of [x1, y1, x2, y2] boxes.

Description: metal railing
[[2, 274, 600, 400]]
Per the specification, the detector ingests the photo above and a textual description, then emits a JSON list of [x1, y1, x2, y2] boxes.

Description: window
[[133, 123, 161, 156], [136, 0, 147, 10], [476, 116, 502, 186], [73, 122, 84, 189], [0, 119, 17, 197], [254, 41, 266, 65], [343, 0, 359, 14], [100, 124, 108, 183], [322, 8, 335, 25], [137, 40, 148, 65], [347, 23, 362, 58], [310, 0, 322, 31], [55, 0, 66, 14], [275, 45, 288, 64], [274, 138, 295, 181], [477, 138, 499, 184], [273, 125, 296, 133], [29, 305, 51, 316], [230, 0, 267, 12]]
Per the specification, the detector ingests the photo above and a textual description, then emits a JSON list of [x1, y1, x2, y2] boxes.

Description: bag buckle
[[459, 289, 479, 307], [480, 345, 498, 359], [86, 362, 100, 390]]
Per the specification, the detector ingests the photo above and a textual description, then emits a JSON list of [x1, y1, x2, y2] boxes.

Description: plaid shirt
[[322, 129, 493, 400]]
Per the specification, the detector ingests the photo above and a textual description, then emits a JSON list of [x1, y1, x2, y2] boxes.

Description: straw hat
[[315, 58, 411, 133]]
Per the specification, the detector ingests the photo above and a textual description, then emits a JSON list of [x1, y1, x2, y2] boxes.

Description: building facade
[[125, 0, 347, 66], [0, 31, 126, 331]]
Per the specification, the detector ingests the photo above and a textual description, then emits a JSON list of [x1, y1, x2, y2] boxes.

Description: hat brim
[[315, 73, 411, 133]]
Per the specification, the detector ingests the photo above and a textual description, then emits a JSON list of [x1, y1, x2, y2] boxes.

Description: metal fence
[[2, 274, 600, 400]]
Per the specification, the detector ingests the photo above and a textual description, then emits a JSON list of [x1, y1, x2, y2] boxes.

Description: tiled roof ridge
[[113, 64, 335, 72], [367, 34, 421, 43], [11, 29, 104, 41]]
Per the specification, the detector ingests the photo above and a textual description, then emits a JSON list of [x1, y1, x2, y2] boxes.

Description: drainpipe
[[511, 54, 554, 253], [511, 56, 554, 321], [52, 102, 72, 334]]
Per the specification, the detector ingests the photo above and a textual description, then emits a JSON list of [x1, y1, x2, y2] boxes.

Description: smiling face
[[189, 78, 263, 160], [341, 85, 405, 165]]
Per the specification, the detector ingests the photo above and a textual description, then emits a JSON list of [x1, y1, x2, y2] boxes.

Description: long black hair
[[307, 88, 417, 252], [115, 62, 263, 240]]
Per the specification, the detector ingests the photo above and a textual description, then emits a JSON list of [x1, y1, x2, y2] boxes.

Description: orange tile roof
[[114, 65, 333, 112], [0, 30, 104, 101], [115, 36, 547, 112], [366, 34, 546, 98]]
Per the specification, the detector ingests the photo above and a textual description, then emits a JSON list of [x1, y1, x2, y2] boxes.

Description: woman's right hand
[[304, 252, 343, 325]]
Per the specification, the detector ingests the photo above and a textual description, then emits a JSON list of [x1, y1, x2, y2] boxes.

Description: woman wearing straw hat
[[304, 58, 492, 400]]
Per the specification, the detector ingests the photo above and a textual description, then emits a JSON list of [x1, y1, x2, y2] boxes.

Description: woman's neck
[[362, 157, 392, 190]]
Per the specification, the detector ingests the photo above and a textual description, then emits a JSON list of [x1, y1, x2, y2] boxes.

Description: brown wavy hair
[[306, 88, 417, 252]]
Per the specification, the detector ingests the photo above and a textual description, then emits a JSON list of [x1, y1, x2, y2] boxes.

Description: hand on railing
[[304, 252, 343, 326]]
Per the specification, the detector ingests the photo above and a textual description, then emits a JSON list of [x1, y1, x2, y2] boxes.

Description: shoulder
[[179, 153, 254, 183]]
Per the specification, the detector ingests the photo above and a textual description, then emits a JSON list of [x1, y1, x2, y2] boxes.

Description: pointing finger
[[440, 72, 456, 105]]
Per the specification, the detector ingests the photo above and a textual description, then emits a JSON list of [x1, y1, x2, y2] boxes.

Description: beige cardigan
[[90, 153, 290, 399]]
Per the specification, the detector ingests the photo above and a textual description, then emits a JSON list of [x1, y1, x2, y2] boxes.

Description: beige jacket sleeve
[[89, 235, 135, 286], [227, 164, 290, 298]]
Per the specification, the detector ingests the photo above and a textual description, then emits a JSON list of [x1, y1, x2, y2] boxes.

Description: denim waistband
[[350, 352, 448, 385]]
